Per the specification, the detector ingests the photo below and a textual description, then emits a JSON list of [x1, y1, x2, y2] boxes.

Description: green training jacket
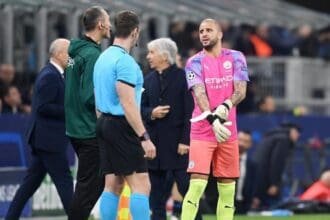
[[65, 36, 101, 139]]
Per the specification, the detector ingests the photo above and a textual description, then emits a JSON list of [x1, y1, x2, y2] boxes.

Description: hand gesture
[[211, 118, 231, 143], [151, 105, 170, 119], [214, 99, 233, 123], [141, 139, 156, 159], [191, 110, 232, 143], [205, 112, 232, 142], [177, 143, 189, 155]]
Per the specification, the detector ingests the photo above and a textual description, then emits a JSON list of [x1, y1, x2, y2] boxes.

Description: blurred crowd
[[0, 65, 302, 117], [0, 15, 329, 219], [0, 64, 32, 115], [1, 20, 329, 115], [169, 21, 330, 60]]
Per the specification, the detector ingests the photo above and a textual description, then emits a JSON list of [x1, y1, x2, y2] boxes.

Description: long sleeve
[[37, 74, 64, 119], [141, 81, 154, 125], [80, 51, 100, 109], [180, 77, 194, 145], [269, 139, 291, 186]]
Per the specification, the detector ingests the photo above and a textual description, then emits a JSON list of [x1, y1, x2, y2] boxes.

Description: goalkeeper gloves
[[205, 112, 231, 143], [214, 99, 233, 123]]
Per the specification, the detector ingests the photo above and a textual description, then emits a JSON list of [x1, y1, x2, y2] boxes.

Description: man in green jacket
[[65, 6, 111, 220]]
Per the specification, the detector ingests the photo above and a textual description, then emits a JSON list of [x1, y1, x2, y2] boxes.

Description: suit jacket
[[235, 155, 256, 213], [26, 62, 68, 152], [141, 65, 194, 170], [253, 128, 294, 200], [242, 157, 257, 206]]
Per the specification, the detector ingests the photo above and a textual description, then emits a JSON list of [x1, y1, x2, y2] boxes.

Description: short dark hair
[[82, 6, 106, 31], [114, 10, 139, 38], [280, 122, 302, 132]]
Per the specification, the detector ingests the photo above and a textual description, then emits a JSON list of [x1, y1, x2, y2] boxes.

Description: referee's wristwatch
[[139, 131, 150, 142]]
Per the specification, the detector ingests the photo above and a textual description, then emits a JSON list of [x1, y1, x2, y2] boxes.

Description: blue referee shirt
[[93, 45, 143, 115]]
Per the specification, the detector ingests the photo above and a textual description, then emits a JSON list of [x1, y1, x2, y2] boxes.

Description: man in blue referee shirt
[[93, 10, 156, 220]]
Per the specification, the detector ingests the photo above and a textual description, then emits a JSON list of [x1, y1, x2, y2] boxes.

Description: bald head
[[49, 38, 70, 69], [200, 18, 221, 31], [320, 170, 330, 187], [49, 38, 69, 57]]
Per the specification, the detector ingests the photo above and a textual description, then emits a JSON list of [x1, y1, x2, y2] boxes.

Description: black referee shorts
[[96, 113, 148, 176]]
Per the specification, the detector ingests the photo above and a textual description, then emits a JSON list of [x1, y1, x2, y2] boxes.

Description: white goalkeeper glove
[[205, 111, 231, 143], [214, 99, 233, 123], [190, 110, 232, 143]]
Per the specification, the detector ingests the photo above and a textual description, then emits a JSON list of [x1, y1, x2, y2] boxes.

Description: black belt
[[102, 113, 125, 119]]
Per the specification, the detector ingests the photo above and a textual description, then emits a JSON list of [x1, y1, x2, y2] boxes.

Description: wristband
[[223, 99, 233, 110], [139, 131, 150, 142], [206, 114, 216, 124]]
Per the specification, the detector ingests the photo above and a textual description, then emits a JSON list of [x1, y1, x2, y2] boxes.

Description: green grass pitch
[[202, 214, 330, 220]]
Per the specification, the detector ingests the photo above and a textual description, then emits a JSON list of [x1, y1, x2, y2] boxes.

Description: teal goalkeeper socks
[[99, 191, 119, 220], [130, 193, 150, 220]]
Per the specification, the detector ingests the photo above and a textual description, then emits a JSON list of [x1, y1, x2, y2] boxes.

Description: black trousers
[[68, 138, 104, 220], [235, 200, 250, 214], [5, 149, 73, 220], [149, 169, 202, 220]]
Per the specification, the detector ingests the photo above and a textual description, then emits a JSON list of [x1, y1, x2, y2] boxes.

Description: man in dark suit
[[142, 38, 200, 220], [252, 123, 301, 210], [5, 38, 73, 220], [235, 130, 256, 214]]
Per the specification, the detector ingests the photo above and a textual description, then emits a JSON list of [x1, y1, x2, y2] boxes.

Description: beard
[[203, 38, 219, 51], [102, 28, 111, 40]]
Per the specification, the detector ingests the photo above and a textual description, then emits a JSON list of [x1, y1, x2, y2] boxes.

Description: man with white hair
[[141, 38, 201, 219], [6, 38, 73, 220]]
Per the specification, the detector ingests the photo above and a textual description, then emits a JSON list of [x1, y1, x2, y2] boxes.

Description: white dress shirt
[[236, 152, 247, 201], [50, 59, 64, 78]]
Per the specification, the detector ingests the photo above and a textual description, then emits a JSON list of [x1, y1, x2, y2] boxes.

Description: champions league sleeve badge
[[187, 71, 196, 81]]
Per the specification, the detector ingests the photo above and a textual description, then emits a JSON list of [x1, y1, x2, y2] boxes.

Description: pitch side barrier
[[0, 114, 329, 216]]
